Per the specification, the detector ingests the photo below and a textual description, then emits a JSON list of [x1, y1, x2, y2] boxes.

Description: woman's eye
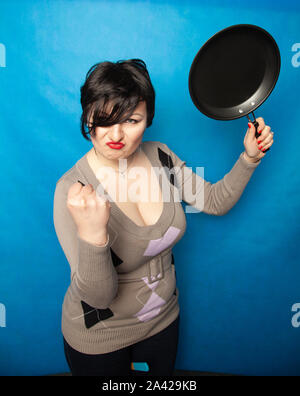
[[126, 118, 139, 124]]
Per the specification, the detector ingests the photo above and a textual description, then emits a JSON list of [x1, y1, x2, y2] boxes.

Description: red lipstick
[[106, 142, 125, 150]]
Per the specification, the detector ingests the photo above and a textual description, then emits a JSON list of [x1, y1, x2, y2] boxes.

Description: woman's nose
[[109, 123, 124, 141]]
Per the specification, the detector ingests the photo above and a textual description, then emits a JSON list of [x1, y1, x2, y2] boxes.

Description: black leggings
[[63, 315, 180, 376]]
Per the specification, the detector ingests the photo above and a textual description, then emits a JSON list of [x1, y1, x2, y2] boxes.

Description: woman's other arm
[[162, 117, 274, 215], [160, 142, 261, 216]]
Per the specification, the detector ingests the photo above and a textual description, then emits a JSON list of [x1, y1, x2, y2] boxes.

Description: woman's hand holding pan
[[67, 182, 111, 246], [243, 117, 274, 162]]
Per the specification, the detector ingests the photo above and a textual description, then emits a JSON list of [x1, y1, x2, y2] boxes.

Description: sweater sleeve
[[53, 177, 118, 308], [160, 142, 261, 216]]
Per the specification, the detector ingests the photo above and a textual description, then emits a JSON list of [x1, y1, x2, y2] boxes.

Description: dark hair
[[80, 59, 155, 141]]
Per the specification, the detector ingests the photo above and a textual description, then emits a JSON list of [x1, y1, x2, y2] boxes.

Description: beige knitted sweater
[[53, 140, 260, 354]]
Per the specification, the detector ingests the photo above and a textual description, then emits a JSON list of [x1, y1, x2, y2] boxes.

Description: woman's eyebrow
[[131, 112, 144, 117]]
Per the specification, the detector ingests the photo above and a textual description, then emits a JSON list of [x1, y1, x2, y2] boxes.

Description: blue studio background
[[0, 0, 300, 376]]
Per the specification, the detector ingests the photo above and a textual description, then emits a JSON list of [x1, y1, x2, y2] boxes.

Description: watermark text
[[291, 43, 300, 67], [0, 303, 6, 327], [94, 163, 205, 213], [291, 303, 300, 328], [0, 43, 6, 67]]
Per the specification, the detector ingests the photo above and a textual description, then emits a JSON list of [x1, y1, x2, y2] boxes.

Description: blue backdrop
[[0, 0, 299, 376]]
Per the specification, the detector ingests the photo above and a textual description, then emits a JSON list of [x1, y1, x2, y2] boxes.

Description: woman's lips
[[106, 142, 125, 150]]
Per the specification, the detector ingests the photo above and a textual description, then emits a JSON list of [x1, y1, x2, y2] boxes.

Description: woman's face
[[90, 100, 147, 160]]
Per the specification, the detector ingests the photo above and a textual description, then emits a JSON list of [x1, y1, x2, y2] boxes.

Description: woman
[[53, 58, 274, 376]]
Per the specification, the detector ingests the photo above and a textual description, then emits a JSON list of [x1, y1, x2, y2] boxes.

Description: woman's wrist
[[242, 151, 260, 164], [77, 229, 109, 247]]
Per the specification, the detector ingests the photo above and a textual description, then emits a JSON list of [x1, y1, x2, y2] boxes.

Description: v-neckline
[[76, 141, 175, 238]]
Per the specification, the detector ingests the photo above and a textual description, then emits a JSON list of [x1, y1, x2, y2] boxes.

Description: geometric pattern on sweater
[[143, 226, 181, 256], [172, 253, 177, 296], [80, 250, 177, 328], [134, 275, 168, 322], [133, 251, 177, 323], [80, 254, 177, 329], [157, 147, 175, 186], [80, 300, 114, 329], [110, 248, 123, 267]]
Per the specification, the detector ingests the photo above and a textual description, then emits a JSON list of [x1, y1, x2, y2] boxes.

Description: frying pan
[[188, 24, 281, 153]]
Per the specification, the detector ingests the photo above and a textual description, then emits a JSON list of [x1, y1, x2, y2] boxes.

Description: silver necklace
[[94, 145, 141, 178]]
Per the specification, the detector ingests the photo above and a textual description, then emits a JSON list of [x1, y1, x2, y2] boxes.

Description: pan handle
[[247, 112, 270, 153]]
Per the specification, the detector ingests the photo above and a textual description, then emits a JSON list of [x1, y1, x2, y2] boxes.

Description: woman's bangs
[[90, 95, 141, 127]]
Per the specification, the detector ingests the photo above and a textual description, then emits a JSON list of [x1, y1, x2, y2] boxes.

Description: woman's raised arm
[[160, 142, 261, 216], [53, 178, 118, 308]]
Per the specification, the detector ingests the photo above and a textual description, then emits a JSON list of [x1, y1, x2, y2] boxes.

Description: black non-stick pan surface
[[188, 24, 280, 150]]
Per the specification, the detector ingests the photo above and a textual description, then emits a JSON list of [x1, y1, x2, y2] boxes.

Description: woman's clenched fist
[[67, 182, 111, 246]]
